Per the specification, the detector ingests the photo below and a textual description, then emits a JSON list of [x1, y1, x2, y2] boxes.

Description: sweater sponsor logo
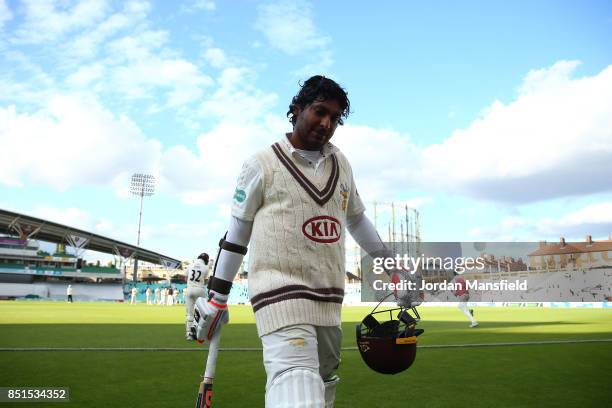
[[302, 216, 341, 243]]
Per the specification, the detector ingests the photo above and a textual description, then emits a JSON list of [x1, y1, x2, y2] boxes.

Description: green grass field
[[1, 302, 611, 407]]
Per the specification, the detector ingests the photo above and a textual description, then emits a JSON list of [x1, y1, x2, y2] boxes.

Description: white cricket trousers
[[185, 286, 206, 331], [457, 294, 476, 324], [261, 324, 341, 408]]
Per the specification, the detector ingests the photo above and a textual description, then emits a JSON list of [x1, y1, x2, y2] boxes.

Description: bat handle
[[204, 330, 221, 382]]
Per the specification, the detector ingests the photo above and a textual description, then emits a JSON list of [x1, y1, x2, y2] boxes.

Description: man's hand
[[192, 292, 229, 343], [390, 269, 423, 308]]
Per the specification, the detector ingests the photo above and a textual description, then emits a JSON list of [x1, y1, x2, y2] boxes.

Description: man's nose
[[320, 116, 332, 129]]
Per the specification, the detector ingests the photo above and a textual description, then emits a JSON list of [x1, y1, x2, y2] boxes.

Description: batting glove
[[390, 269, 423, 308], [192, 291, 229, 344]]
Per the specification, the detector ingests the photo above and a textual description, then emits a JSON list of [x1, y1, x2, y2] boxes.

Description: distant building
[[528, 235, 612, 270], [480, 253, 527, 272]]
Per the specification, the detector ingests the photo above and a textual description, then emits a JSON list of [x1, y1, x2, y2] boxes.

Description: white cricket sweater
[[248, 140, 363, 336]]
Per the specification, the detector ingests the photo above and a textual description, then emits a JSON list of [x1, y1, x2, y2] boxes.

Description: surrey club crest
[[339, 182, 349, 211]]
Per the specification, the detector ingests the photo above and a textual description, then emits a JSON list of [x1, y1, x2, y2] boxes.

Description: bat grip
[[203, 330, 221, 382]]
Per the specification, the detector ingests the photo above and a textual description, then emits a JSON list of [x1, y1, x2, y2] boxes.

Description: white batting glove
[[192, 292, 229, 343], [390, 269, 423, 308]]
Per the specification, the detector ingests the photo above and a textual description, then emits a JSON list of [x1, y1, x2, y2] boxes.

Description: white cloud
[[191, 0, 216, 12], [255, 0, 330, 56], [181, 0, 216, 13], [0, 95, 161, 189], [64, 9, 137, 60], [537, 202, 612, 238], [293, 49, 334, 78], [204, 47, 228, 69], [106, 29, 168, 62], [105, 32, 214, 106], [14, 0, 111, 43], [180, 190, 230, 206], [468, 216, 530, 241], [467, 202, 612, 241], [200, 67, 278, 122], [333, 124, 420, 202], [328, 61, 612, 206], [0, 51, 56, 104], [403, 197, 433, 210], [31, 205, 93, 230], [7, 89, 283, 208], [14, 60, 604, 212], [518, 60, 580, 95], [95, 218, 114, 234], [159, 118, 285, 205], [153, 115, 421, 209], [555, 202, 612, 225], [3, 2, 213, 111], [0, 0, 13, 29], [66, 63, 105, 88], [164, 60, 212, 106], [144, 220, 228, 260], [420, 61, 612, 203], [158, 145, 206, 194]]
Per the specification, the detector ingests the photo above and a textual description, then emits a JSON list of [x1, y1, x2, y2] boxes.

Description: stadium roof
[[0, 208, 180, 268]]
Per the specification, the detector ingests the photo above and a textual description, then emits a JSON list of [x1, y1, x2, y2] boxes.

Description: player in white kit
[[185, 253, 210, 340], [192, 76, 421, 407], [452, 273, 478, 327], [154, 286, 161, 305], [130, 287, 138, 304]]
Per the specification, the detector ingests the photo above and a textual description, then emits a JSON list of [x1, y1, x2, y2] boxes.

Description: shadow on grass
[[1, 320, 610, 350], [342, 320, 612, 346], [0, 324, 260, 348], [0, 338, 610, 408]]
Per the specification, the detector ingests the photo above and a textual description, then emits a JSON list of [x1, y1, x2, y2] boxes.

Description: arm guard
[[207, 233, 248, 296]]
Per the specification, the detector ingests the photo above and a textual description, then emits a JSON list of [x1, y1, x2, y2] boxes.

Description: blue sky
[[1, 0, 611, 263]]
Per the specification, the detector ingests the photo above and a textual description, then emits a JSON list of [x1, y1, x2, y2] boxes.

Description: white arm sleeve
[[211, 155, 262, 286], [231, 156, 263, 221], [346, 212, 389, 257], [211, 216, 253, 283]]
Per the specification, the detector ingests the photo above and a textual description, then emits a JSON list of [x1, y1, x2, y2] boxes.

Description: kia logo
[[302, 216, 341, 243]]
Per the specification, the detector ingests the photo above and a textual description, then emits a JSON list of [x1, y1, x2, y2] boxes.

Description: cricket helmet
[[197, 252, 209, 264], [356, 305, 423, 375]]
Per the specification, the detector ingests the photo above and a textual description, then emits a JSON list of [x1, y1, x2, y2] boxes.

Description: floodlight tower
[[130, 173, 156, 282]]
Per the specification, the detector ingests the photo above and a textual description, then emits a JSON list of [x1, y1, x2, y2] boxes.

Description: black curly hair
[[287, 75, 350, 126]]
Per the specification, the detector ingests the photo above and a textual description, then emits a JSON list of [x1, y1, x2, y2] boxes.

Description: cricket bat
[[196, 331, 221, 408]]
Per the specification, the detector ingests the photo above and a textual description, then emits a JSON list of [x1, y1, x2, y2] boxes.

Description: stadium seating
[[0, 282, 123, 301]]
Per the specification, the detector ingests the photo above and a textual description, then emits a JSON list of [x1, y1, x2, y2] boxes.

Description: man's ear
[[293, 105, 303, 118]]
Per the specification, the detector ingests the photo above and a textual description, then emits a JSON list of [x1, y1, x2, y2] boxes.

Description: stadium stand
[[0, 282, 123, 301]]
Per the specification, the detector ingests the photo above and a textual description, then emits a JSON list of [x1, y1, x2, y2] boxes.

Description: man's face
[[292, 99, 342, 150]]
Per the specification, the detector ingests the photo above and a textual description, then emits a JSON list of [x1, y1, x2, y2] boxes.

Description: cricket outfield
[[0, 302, 610, 407]]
